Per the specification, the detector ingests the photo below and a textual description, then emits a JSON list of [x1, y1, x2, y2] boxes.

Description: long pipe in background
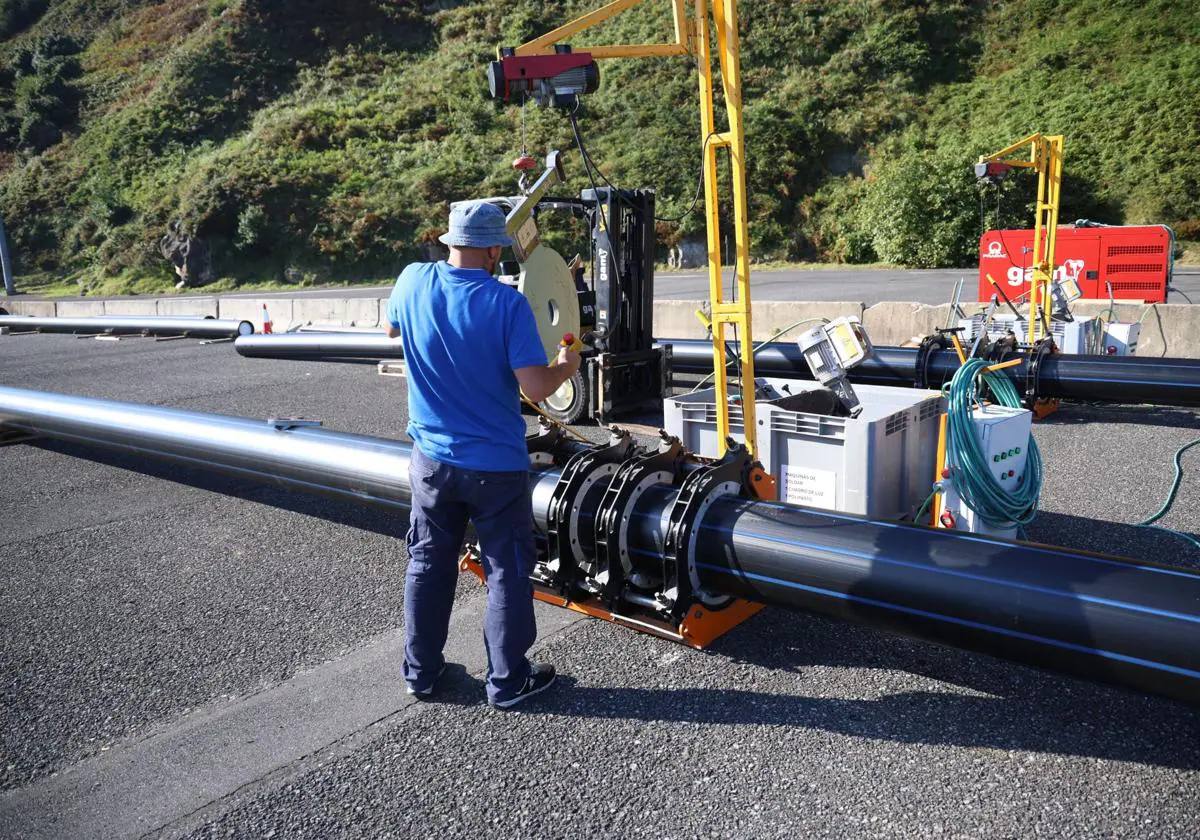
[[3, 384, 1200, 704], [233, 333, 1200, 408], [0, 314, 254, 339], [236, 332, 403, 362], [664, 338, 1200, 408]]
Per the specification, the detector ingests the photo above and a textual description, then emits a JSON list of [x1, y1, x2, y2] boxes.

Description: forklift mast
[[530, 186, 667, 425], [582, 187, 656, 356]]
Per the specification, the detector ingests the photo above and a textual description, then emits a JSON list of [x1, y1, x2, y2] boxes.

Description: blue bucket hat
[[438, 201, 514, 248]]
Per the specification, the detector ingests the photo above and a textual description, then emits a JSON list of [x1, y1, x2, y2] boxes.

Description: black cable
[[567, 106, 713, 224], [1169, 287, 1194, 304], [568, 109, 613, 241], [654, 132, 717, 223], [568, 108, 628, 339]]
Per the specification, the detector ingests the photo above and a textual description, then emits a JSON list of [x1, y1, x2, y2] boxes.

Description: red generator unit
[[978, 224, 1175, 303]]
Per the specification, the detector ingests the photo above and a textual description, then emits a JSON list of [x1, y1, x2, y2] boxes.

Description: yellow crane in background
[[489, 0, 759, 456], [975, 133, 1065, 345]]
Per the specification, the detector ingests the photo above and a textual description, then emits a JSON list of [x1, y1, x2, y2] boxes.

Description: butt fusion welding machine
[[463, 150, 668, 426], [462, 49, 765, 644]]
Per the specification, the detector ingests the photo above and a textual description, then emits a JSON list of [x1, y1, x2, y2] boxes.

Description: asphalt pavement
[[1, 335, 1198, 838]]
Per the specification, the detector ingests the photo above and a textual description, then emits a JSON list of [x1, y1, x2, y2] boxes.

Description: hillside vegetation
[[0, 0, 1197, 295]]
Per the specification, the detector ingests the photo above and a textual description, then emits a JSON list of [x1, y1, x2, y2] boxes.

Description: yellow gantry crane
[[492, 0, 759, 456], [975, 133, 1065, 345]]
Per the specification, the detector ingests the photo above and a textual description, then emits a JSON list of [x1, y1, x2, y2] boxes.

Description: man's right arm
[[516, 346, 581, 403], [384, 269, 408, 339]]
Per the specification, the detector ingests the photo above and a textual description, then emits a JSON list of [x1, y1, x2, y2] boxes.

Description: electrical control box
[[939, 403, 1033, 540], [1102, 322, 1141, 356]]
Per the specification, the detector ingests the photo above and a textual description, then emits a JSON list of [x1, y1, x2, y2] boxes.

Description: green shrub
[[0, 0, 47, 40], [1, 0, 1198, 289]]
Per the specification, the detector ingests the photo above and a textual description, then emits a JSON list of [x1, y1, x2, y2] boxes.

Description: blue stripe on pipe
[[627, 504, 1200, 582], [1047, 376, 1200, 388], [723, 501, 1200, 582], [693, 522, 1200, 626], [629, 520, 1200, 627], [626, 505, 1200, 581], [694, 561, 1200, 681]]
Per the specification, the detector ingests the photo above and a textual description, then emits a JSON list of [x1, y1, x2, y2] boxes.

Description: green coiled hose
[[943, 358, 1043, 528]]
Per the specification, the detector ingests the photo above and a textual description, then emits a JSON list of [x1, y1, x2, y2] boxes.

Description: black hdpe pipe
[[664, 338, 1200, 408], [234, 333, 1200, 408], [3, 385, 1199, 703], [0, 314, 254, 339], [235, 332, 402, 364]]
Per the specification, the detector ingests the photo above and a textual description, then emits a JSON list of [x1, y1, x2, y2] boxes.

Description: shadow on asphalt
[[32, 440, 1200, 771], [540, 605, 1200, 771]]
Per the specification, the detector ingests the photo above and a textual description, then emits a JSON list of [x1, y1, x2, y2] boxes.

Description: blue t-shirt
[[387, 261, 548, 471]]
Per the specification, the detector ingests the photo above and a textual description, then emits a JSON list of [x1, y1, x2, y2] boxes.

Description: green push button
[[1000, 452, 1007, 460], [993, 454, 1000, 462]]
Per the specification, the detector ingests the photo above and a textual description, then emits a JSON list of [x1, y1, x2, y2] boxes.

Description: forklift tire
[[541, 368, 589, 425]]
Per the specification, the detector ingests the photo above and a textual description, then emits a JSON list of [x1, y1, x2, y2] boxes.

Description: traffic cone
[[261, 303, 273, 334]]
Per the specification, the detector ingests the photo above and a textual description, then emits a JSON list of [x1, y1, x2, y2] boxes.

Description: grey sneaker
[[490, 663, 557, 709], [405, 664, 447, 699]]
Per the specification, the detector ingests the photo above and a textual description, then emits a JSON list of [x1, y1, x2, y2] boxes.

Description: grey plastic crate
[[663, 378, 944, 519]]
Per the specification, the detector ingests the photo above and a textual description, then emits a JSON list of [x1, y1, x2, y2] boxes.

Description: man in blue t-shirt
[[386, 200, 580, 708]]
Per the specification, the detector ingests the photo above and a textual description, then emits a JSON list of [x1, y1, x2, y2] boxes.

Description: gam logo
[[1005, 258, 1086, 287]]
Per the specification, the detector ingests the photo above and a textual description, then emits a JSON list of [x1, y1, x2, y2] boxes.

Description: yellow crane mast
[[976, 133, 1065, 345], [494, 0, 759, 456]]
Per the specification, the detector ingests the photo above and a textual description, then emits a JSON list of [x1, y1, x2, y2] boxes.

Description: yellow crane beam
[[978, 133, 1065, 345], [506, 0, 759, 457]]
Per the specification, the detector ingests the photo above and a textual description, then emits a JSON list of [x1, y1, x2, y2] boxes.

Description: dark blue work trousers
[[404, 445, 537, 703]]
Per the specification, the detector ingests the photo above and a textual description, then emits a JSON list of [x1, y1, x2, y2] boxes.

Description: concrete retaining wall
[[159, 297, 218, 318], [653, 300, 865, 342], [6, 293, 1200, 358], [103, 298, 159, 316], [1, 299, 56, 317], [55, 300, 106, 317], [218, 298, 292, 331], [287, 297, 382, 328]]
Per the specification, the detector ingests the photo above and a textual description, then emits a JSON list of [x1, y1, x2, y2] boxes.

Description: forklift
[[490, 182, 668, 425]]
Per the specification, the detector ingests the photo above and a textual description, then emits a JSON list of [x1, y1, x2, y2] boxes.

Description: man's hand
[[516, 349, 582, 403], [556, 345, 582, 375]]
